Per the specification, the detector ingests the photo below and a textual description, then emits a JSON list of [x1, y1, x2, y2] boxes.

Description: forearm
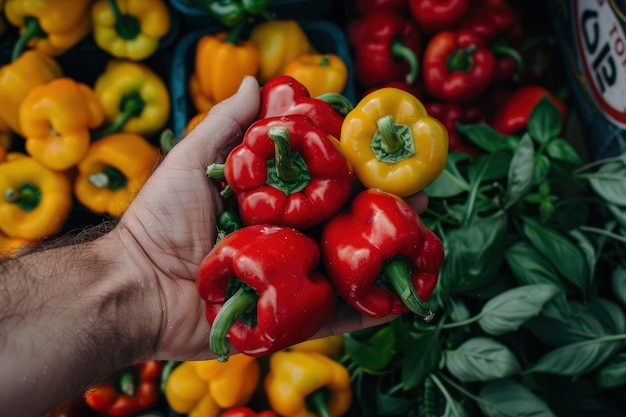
[[0, 223, 161, 417]]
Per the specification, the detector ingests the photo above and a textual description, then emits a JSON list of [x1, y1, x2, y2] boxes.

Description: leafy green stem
[[579, 225, 626, 244]]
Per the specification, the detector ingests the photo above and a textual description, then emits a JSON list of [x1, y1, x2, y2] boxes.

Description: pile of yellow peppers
[[164, 334, 353, 417], [0, 0, 173, 257]]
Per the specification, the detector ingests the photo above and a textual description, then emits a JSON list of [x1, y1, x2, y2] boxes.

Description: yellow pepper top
[[265, 350, 352, 417], [91, 0, 171, 61], [340, 87, 449, 197], [289, 334, 345, 358], [4, 0, 91, 60], [283, 53, 348, 98], [0, 50, 63, 135], [94, 59, 170, 137], [0, 152, 72, 240], [19, 77, 106, 171], [165, 362, 222, 417]]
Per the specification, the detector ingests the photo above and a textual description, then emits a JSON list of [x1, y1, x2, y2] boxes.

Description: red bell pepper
[[257, 75, 349, 139], [458, 0, 524, 45], [423, 29, 496, 103], [408, 0, 469, 35], [425, 102, 482, 156], [219, 406, 278, 417], [320, 189, 444, 319], [348, 8, 422, 87], [353, 0, 409, 15], [83, 360, 163, 417], [491, 85, 567, 136], [197, 224, 337, 362], [209, 115, 353, 230]]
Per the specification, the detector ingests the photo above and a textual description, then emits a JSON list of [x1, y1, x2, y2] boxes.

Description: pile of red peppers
[[199, 75, 446, 362], [348, 0, 567, 155]]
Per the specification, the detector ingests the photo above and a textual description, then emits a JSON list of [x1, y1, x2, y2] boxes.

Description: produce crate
[[170, 0, 334, 29], [169, 19, 357, 137]]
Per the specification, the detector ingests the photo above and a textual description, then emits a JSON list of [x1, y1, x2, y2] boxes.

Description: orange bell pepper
[[283, 53, 348, 98], [74, 133, 159, 217], [0, 230, 35, 261], [185, 111, 209, 136], [4, 0, 91, 60], [0, 50, 63, 135], [188, 73, 215, 114], [0, 152, 72, 240], [195, 24, 260, 104], [0, 116, 12, 162], [19, 77, 106, 171]]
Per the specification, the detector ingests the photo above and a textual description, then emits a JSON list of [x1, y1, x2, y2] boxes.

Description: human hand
[[114, 76, 429, 363]]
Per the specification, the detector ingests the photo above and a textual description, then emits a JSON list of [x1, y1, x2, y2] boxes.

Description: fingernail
[[237, 75, 252, 92]]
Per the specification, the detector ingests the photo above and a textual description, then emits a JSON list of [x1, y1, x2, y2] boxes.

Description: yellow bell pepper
[[249, 19, 315, 84], [165, 362, 222, 417], [340, 87, 449, 197], [91, 0, 171, 61], [94, 59, 170, 137], [0, 152, 72, 240], [165, 354, 260, 416], [19, 77, 106, 171], [74, 132, 159, 217], [0, 49, 63, 135], [283, 53, 348, 98], [264, 350, 352, 417], [0, 116, 12, 158], [289, 334, 345, 358], [195, 26, 260, 104], [4, 0, 91, 60]]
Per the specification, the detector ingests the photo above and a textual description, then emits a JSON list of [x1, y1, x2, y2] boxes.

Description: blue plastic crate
[[169, 19, 356, 137], [170, 0, 334, 30]]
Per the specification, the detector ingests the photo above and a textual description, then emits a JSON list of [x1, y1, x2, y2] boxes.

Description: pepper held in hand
[[197, 224, 337, 362], [321, 189, 444, 319], [212, 115, 353, 230]]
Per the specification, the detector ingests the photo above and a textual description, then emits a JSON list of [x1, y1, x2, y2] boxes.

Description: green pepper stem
[[206, 163, 225, 180], [391, 40, 419, 84], [490, 43, 525, 81], [12, 16, 46, 62], [225, 19, 247, 44], [446, 44, 477, 72], [382, 257, 434, 321], [4, 184, 41, 212], [91, 97, 141, 139], [118, 371, 136, 396], [209, 286, 258, 362], [316, 93, 354, 117], [306, 389, 332, 417], [159, 128, 176, 153], [376, 115, 402, 154], [108, 0, 141, 40], [88, 166, 127, 191], [268, 126, 299, 183]]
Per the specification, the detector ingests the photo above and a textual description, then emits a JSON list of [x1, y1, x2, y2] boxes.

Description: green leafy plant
[[342, 97, 626, 417]]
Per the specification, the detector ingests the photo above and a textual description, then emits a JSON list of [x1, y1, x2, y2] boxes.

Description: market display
[[1, 0, 626, 416]]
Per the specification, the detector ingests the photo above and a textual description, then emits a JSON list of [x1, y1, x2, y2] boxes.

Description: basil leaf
[[596, 352, 626, 389], [522, 217, 590, 298], [587, 160, 626, 206], [455, 123, 512, 152], [611, 266, 626, 307], [533, 154, 550, 184], [478, 284, 560, 335], [425, 154, 470, 198], [345, 326, 395, 373], [528, 95, 562, 143], [478, 379, 557, 417], [505, 134, 535, 208], [468, 150, 511, 183], [441, 215, 507, 293], [546, 138, 583, 164], [445, 337, 522, 382], [401, 329, 442, 389], [504, 242, 563, 288], [375, 389, 414, 416]]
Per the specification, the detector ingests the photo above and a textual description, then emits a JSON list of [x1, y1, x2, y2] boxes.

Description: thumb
[[177, 76, 261, 165]]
